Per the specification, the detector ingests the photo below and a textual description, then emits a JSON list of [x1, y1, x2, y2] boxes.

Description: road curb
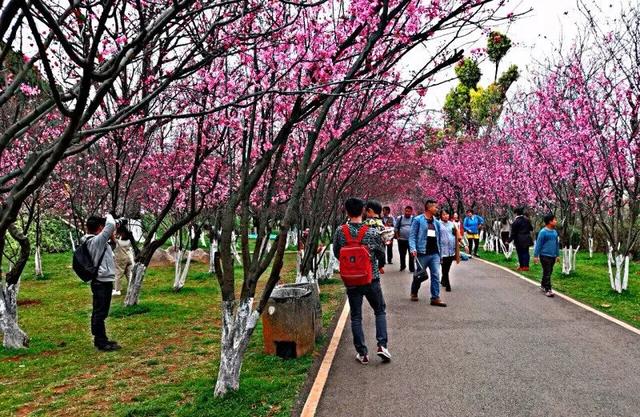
[[475, 257, 640, 337], [300, 299, 351, 417]]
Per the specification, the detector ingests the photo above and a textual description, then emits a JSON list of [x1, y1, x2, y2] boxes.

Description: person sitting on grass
[[533, 213, 560, 298], [82, 214, 121, 351]]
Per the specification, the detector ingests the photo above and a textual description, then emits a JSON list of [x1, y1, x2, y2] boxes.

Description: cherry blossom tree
[[209, 0, 519, 396]]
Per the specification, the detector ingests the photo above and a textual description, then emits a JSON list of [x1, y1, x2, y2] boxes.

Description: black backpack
[[72, 238, 107, 282]]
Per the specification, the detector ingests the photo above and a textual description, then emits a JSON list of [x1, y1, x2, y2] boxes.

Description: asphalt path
[[314, 256, 640, 417]]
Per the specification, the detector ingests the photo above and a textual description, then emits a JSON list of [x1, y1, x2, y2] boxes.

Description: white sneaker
[[376, 346, 391, 363], [545, 290, 554, 297], [355, 353, 369, 365], [112, 290, 121, 296]]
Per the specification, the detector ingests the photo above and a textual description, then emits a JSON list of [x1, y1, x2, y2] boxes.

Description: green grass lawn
[[478, 248, 640, 329], [0, 252, 344, 417]]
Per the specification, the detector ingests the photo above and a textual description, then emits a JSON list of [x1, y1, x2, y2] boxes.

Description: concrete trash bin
[[278, 282, 322, 340], [262, 287, 315, 359]]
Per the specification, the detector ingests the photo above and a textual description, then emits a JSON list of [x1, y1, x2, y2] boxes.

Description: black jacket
[[510, 216, 534, 249]]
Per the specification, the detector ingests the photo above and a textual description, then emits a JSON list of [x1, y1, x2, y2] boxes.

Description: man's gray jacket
[[81, 214, 116, 282]]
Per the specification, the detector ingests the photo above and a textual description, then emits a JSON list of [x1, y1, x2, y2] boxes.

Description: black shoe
[[445, 286, 452, 292], [400, 267, 406, 272], [107, 340, 122, 349], [96, 343, 121, 352]]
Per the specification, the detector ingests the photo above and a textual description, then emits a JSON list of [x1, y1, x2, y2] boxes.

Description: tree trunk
[[0, 282, 29, 348], [69, 231, 76, 252], [214, 298, 259, 397], [209, 237, 218, 273], [173, 250, 192, 292], [124, 263, 147, 306], [607, 242, 629, 293], [34, 245, 43, 277]]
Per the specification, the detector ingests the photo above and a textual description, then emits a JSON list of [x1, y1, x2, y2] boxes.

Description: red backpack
[[338, 224, 373, 286]]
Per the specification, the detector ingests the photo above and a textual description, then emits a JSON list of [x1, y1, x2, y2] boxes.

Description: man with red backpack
[[333, 197, 390, 365]]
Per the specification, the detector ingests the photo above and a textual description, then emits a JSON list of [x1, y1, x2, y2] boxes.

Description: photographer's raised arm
[[93, 214, 116, 248]]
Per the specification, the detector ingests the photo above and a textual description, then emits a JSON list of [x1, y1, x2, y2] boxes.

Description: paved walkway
[[315, 258, 640, 417]]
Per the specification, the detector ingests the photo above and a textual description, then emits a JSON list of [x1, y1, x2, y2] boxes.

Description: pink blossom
[[19, 83, 40, 96]]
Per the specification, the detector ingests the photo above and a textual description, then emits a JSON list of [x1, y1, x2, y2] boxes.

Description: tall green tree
[[443, 31, 518, 135]]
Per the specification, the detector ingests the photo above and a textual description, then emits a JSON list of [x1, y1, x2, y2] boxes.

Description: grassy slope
[[478, 249, 640, 329], [0, 252, 344, 417]]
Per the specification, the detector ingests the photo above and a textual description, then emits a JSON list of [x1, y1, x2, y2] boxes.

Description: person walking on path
[[113, 224, 136, 296], [463, 209, 484, 257], [82, 214, 121, 351], [333, 197, 391, 365], [439, 209, 460, 292], [364, 200, 387, 275], [382, 206, 395, 264], [510, 207, 534, 271], [409, 200, 447, 306], [395, 206, 415, 272], [534, 213, 560, 298]]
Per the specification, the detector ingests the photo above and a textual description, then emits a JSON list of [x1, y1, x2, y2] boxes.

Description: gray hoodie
[[81, 214, 116, 282]]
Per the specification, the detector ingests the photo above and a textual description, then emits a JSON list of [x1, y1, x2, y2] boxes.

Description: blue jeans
[[346, 279, 388, 355], [411, 253, 441, 299], [516, 247, 530, 267]]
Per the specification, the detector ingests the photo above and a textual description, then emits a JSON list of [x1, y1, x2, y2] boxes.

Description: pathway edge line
[[476, 257, 640, 337], [300, 300, 351, 417]]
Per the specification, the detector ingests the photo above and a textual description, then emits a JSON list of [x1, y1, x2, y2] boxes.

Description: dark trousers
[[386, 242, 393, 263], [441, 256, 455, 289], [540, 255, 556, 291], [91, 280, 113, 346], [516, 247, 530, 268], [397, 239, 414, 272], [346, 280, 388, 355], [468, 238, 479, 255]]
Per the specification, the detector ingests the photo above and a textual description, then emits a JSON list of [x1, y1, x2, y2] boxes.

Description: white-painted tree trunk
[[200, 233, 207, 247], [231, 232, 242, 265], [295, 250, 305, 283], [69, 231, 76, 252], [622, 256, 630, 291], [174, 249, 184, 286], [561, 245, 579, 275], [209, 237, 218, 273], [499, 240, 515, 260], [34, 246, 43, 277], [124, 263, 147, 306], [588, 236, 594, 259], [214, 298, 259, 397], [328, 244, 340, 272], [0, 282, 29, 348], [287, 228, 298, 248], [607, 243, 616, 290], [173, 250, 192, 291], [483, 234, 496, 252], [607, 242, 629, 293]]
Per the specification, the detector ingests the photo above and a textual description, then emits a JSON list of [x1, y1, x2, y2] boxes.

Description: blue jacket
[[533, 227, 560, 258], [409, 214, 442, 255], [463, 215, 484, 234]]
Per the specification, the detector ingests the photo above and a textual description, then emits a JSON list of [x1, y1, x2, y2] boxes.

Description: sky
[[408, 0, 625, 118]]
